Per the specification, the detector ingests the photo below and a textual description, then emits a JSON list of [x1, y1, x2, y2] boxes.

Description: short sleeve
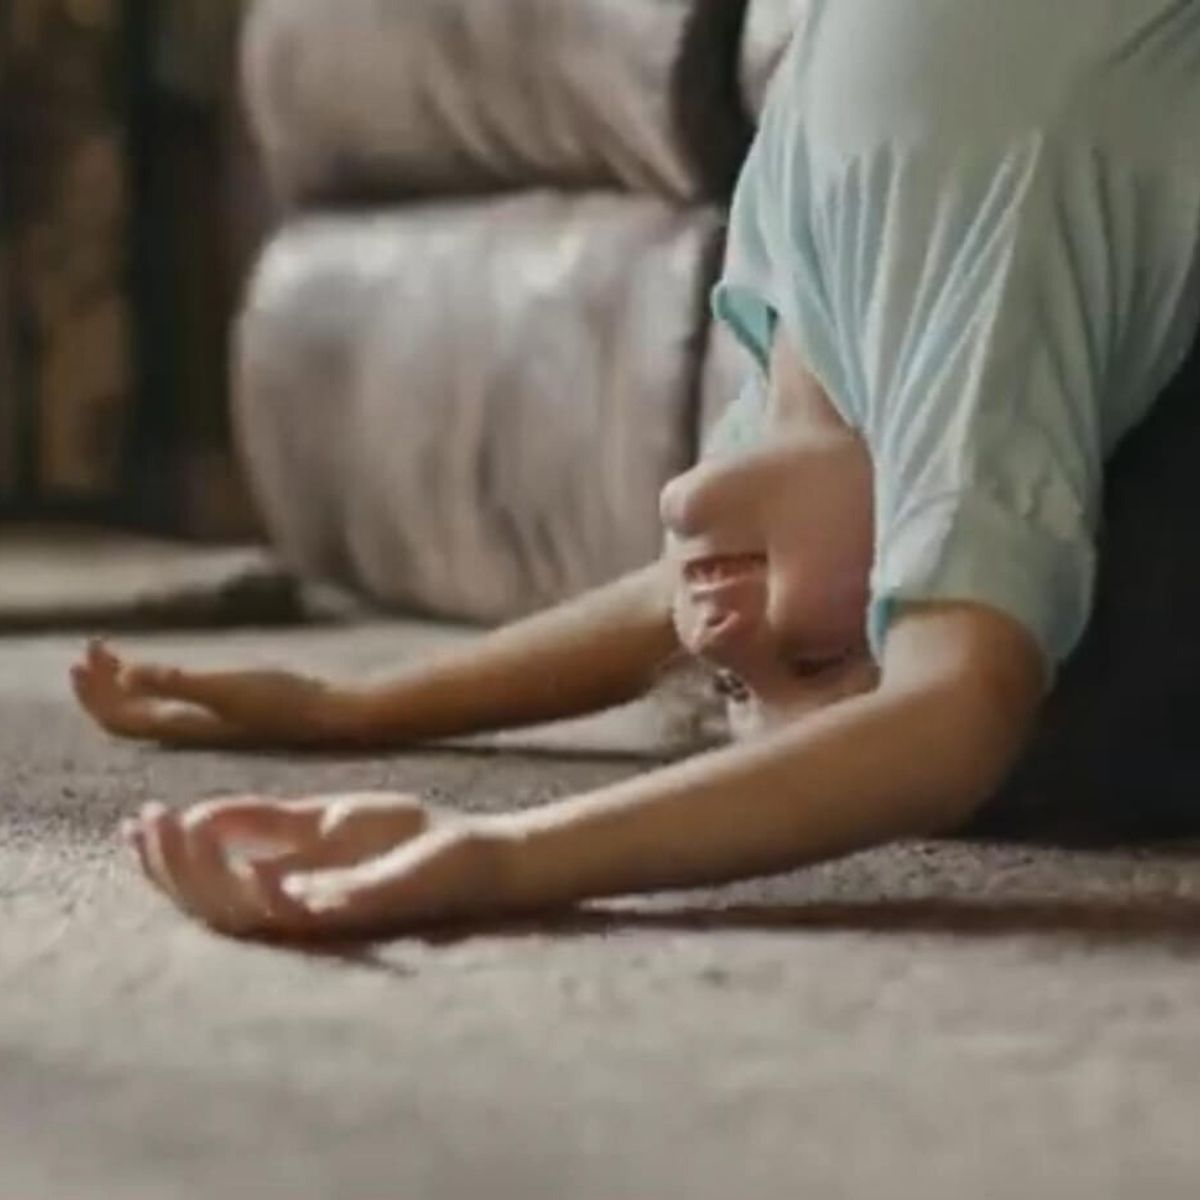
[[867, 391, 1103, 677], [839, 145, 1114, 678], [868, 479, 1098, 674]]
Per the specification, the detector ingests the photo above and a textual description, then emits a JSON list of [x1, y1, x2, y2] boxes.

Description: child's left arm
[[494, 600, 1044, 910]]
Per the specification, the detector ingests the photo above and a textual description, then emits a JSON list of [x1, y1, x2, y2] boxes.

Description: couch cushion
[[235, 193, 722, 621], [243, 0, 750, 205]]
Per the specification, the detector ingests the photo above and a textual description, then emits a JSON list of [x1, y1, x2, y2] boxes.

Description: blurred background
[[0, 0, 785, 633], [1, 0, 260, 540]]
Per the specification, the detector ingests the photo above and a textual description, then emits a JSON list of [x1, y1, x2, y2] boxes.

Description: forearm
[[495, 634, 1040, 910], [79, 566, 678, 751], [341, 562, 681, 743]]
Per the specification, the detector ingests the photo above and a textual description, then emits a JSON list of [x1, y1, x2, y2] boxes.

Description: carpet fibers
[[3, 627, 1200, 1199]]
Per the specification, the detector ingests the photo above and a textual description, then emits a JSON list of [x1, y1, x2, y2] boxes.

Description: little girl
[[74, 0, 1200, 938]]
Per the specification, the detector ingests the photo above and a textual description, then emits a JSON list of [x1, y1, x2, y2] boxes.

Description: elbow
[[910, 666, 1042, 832], [876, 602, 1047, 829]]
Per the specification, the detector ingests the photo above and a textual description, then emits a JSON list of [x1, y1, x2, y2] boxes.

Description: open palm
[[71, 640, 334, 745], [123, 791, 503, 940]]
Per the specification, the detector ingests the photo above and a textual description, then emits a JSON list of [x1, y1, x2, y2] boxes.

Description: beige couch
[[233, 0, 803, 623]]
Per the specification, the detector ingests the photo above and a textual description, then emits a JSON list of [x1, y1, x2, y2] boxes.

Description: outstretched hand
[[71, 640, 342, 746], [121, 792, 509, 940]]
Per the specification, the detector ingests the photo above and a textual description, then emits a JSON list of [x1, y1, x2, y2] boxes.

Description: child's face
[[661, 425, 879, 736]]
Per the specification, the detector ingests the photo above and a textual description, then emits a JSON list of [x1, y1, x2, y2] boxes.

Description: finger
[[88, 639, 121, 678], [194, 792, 426, 843], [71, 654, 114, 705], [250, 793, 429, 883], [72, 651, 155, 737], [141, 804, 199, 912], [70, 663, 97, 710], [316, 793, 429, 838], [253, 826, 395, 885], [146, 804, 270, 933], [195, 795, 427, 933], [189, 796, 327, 845], [123, 805, 305, 935], [183, 805, 330, 939], [243, 859, 323, 938], [125, 820, 159, 893], [73, 673, 205, 741], [128, 804, 184, 908], [184, 820, 287, 936]]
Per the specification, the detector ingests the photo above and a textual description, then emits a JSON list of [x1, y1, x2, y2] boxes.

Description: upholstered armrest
[[241, 0, 752, 205]]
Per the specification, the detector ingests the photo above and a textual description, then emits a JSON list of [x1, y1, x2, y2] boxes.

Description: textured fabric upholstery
[[242, 0, 742, 205], [237, 194, 722, 620]]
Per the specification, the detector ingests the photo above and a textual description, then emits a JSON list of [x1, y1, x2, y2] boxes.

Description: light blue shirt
[[709, 0, 1200, 670]]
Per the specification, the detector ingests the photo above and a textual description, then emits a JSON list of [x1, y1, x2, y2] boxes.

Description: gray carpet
[[3, 626, 1200, 1200]]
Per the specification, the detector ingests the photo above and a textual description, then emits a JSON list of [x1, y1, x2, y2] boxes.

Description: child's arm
[[253, 601, 1044, 932], [494, 603, 1044, 911], [347, 561, 681, 741], [73, 562, 681, 748]]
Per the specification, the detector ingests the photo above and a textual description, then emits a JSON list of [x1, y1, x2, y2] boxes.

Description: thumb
[[191, 797, 327, 845], [279, 865, 360, 914], [279, 827, 476, 923]]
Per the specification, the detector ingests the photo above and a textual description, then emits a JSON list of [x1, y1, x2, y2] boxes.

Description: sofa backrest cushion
[[243, 0, 760, 206]]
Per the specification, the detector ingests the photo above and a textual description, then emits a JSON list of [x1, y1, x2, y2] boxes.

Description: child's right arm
[[71, 562, 682, 748]]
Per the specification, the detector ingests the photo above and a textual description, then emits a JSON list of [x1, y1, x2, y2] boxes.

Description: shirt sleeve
[[868, 479, 1098, 676], [867, 375, 1103, 677]]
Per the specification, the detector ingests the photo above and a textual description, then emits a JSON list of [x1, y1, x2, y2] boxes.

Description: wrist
[[486, 796, 630, 914], [310, 682, 385, 743], [486, 808, 577, 916], [321, 675, 455, 746], [442, 812, 539, 920]]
